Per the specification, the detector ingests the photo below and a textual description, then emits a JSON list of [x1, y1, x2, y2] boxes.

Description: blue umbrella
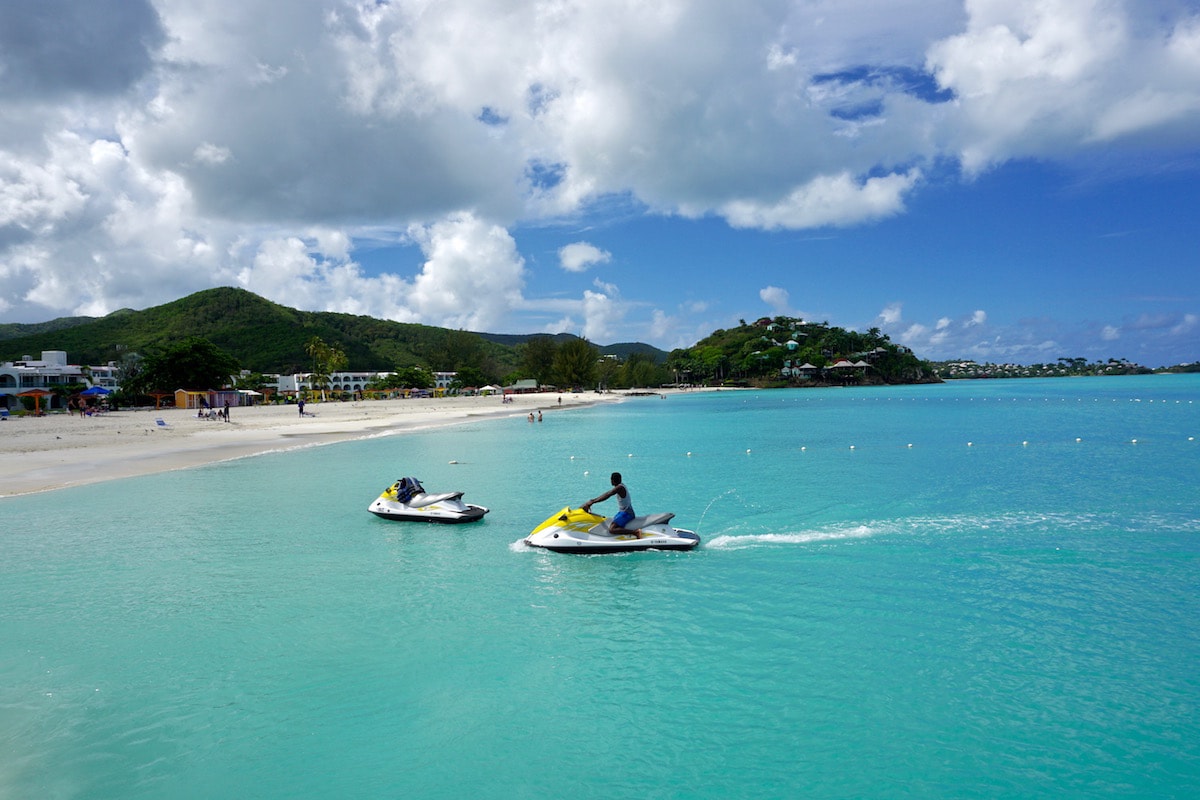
[[80, 386, 111, 396]]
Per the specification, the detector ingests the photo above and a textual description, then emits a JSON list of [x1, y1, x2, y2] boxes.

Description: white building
[[0, 351, 91, 411], [272, 370, 392, 396]]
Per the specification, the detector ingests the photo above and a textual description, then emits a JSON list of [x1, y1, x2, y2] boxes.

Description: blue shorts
[[613, 509, 635, 529]]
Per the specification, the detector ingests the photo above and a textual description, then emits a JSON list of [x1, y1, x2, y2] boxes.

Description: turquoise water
[[2, 376, 1198, 798]]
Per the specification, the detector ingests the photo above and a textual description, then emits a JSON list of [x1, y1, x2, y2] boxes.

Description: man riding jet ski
[[367, 476, 489, 523], [524, 507, 700, 553], [524, 474, 699, 553]]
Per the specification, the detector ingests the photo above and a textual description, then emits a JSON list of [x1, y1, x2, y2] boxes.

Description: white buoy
[[1022, 441, 1028, 447], [686, 451, 692, 457], [628, 453, 634, 457], [907, 443, 913, 448], [1131, 439, 1138, 444], [849, 445, 855, 450], [967, 442, 973, 447], [448, 460, 459, 464], [800, 446, 806, 451], [1076, 438, 1082, 442], [583, 470, 589, 476], [570, 455, 575, 460], [746, 449, 752, 454]]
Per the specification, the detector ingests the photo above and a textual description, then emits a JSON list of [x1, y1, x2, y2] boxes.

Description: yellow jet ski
[[525, 506, 700, 553]]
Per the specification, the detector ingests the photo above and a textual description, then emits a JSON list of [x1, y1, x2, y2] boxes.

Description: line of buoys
[[580, 434, 1195, 462], [771, 394, 1194, 404]]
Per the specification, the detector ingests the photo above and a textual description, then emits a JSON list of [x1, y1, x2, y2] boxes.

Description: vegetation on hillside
[[666, 316, 936, 386], [0, 288, 679, 388], [4, 292, 952, 394], [934, 357, 1153, 379], [0, 288, 678, 390], [0, 287, 526, 377]]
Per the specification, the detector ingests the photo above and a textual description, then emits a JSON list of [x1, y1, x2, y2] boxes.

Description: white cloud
[[0, 0, 1196, 366], [720, 170, 921, 230], [559, 242, 612, 273], [1171, 314, 1197, 336], [926, 0, 1200, 172], [406, 213, 527, 331], [760, 286, 790, 312], [580, 287, 621, 342], [879, 303, 903, 325], [193, 143, 231, 165]]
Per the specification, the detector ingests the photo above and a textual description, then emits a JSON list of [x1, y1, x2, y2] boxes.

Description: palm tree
[[305, 336, 347, 401]]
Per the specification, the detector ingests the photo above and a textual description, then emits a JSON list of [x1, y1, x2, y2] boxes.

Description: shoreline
[[0, 391, 641, 498]]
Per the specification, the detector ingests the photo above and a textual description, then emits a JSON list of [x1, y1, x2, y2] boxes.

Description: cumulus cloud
[[926, 0, 1200, 172], [878, 303, 903, 325], [0, 0, 164, 99], [0, 0, 1196, 364], [559, 242, 612, 273], [720, 170, 921, 230], [760, 286, 790, 312], [406, 213, 527, 331]]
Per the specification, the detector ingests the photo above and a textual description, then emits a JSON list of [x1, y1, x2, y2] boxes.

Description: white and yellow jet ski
[[524, 506, 700, 554], [368, 477, 489, 524]]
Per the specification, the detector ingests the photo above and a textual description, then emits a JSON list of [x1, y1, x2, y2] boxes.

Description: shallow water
[[2, 376, 1198, 798]]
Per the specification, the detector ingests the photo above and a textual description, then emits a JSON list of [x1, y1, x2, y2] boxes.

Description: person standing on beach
[[298, 397, 305, 417], [224, 400, 230, 422], [582, 472, 639, 536]]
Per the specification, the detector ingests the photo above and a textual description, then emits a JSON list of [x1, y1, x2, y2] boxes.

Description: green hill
[[2, 293, 934, 387], [665, 316, 938, 386], [0, 315, 105, 342], [0, 287, 665, 377]]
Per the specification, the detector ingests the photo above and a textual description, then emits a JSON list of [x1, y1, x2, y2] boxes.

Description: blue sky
[[1, 0, 1198, 367]]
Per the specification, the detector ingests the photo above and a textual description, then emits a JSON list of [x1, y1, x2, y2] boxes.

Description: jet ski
[[368, 477, 489, 524], [524, 506, 700, 554]]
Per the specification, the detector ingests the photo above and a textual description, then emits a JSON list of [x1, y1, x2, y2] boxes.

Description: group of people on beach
[[197, 400, 232, 421]]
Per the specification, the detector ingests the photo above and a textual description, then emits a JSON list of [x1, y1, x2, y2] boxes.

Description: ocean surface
[[2, 375, 1198, 799]]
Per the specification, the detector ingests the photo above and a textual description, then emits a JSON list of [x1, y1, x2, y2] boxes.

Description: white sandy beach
[[0, 391, 628, 497]]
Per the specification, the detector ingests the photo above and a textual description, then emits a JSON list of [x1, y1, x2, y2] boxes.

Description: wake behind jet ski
[[368, 476, 488, 524], [524, 507, 700, 553]]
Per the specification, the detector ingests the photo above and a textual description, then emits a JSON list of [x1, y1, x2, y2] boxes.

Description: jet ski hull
[[369, 500, 489, 523], [368, 483, 489, 524], [525, 507, 700, 553]]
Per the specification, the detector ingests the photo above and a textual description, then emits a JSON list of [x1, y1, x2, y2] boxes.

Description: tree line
[[112, 333, 675, 405]]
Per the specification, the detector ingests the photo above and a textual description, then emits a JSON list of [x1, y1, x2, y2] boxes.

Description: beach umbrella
[[17, 388, 53, 413], [80, 386, 111, 396]]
